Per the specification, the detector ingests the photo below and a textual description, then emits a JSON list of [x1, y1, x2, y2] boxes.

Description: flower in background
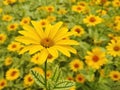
[[32, 67, 44, 76], [109, 71, 120, 81], [15, 21, 79, 64], [75, 74, 85, 83], [38, 19, 49, 28], [0, 8, 3, 13], [0, 79, 7, 90], [31, 53, 41, 65], [7, 42, 21, 52], [58, 8, 67, 15], [45, 6, 54, 13], [46, 70, 52, 79], [83, 15, 102, 26], [0, 33, 7, 44], [72, 5, 85, 13], [6, 68, 20, 81], [69, 59, 84, 72], [112, 0, 120, 7], [7, 23, 18, 31], [2, 14, 13, 21], [4, 56, 13, 66], [3, 0, 17, 5], [20, 17, 31, 26], [46, 16, 56, 23], [71, 25, 85, 37], [106, 40, 120, 57], [85, 47, 107, 69], [24, 74, 34, 86]]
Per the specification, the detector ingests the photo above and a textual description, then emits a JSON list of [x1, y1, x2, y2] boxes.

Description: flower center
[[23, 20, 28, 24], [0, 36, 3, 40], [92, 55, 99, 62], [10, 25, 15, 29], [47, 54, 53, 59], [78, 77, 83, 81], [114, 46, 120, 51], [41, 22, 46, 25], [77, 7, 81, 10], [0, 82, 5, 86], [41, 38, 54, 48], [89, 17, 96, 22], [11, 71, 17, 76], [74, 63, 79, 68], [75, 28, 81, 33], [12, 44, 16, 48], [28, 77, 33, 82], [113, 74, 118, 79]]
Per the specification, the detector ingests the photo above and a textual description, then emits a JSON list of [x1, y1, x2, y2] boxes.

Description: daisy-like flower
[[0, 33, 7, 44], [72, 5, 85, 13], [71, 25, 85, 37], [15, 21, 79, 64], [38, 19, 49, 28], [24, 74, 34, 86], [58, 8, 67, 15], [106, 40, 120, 57], [32, 67, 44, 75], [46, 16, 56, 23], [3, 0, 17, 5], [45, 6, 54, 13], [69, 86, 76, 90], [85, 47, 107, 69], [2, 14, 13, 21], [4, 56, 13, 66], [20, 17, 31, 26], [75, 74, 85, 83], [46, 70, 52, 79], [112, 0, 120, 7], [109, 71, 120, 81], [0, 79, 7, 90], [83, 15, 102, 26], [69, 59, 84, 72], [7, 42, 21, 52], [7, 23, 18, 31], [6, 68, 20, 81]]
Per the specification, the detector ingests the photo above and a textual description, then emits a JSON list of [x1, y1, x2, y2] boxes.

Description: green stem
[[45, 60, 47, 90]]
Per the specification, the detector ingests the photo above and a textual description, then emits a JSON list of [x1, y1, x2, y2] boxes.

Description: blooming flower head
[[69, 59, 84, 72], [4, 56, 13, 66], [83, 15, 102, 26], [38, 19, 49, 28], [7, 23, 18, 31], [106, 40, 120, 57], [109, 71, 120, 81], [2, 14, 13, 21], [45, 6, 54, 13], [3, 0, 17, 5], [71, 25, 85, 37], [6, 68, 20, 81], [32, 67, 44, 75], [112, 0, 120, 7], [7, 42, 21, 52], [0, 33, 7, 44], [72, 5, 85, 13], [20, 17, 31, 26], [24, 74, 34, 86], [0, 79, 7, 90], [75, 74, 85, 83], [15, 21, 79, 64], [58, 8, 67, 15], [85, 47, 107, 69], [46, 16, 56, 23]]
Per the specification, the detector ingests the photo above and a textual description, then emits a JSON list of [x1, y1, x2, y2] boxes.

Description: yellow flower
[[4, 56, 13, 66], [83, 15, 102, 26], [15, 21, 79, 64], [0, 79, 7, 90], [24, 74, 34, 86], [72, 5, 85, 13], [45, 6, 54, 13], [106, 40, 120, 57], [7, 23, 18, 31], [20, 17, 31, 26], [32, 67, 44, 75], [2, 14, 13, 21], [0, 33, 7, 44], [114, 16, 120, 23], [75, 74, 85, 83], [112, 0, 120, 7], [96, 9, 107, 16], [71, 25, 85, 37], [6, 68, 20, 81], [46, 16, 56, 23], [7, 42, 21, 52], [18, 0, 25, 3], [85, 47, 107, 69], [31, 53, 41, 65], [46, 70, 52, 79], [69, 59, 84, 72], [58, 9, 67, 15], [3, 0, 17, 5], [109, 71, 120, 81], [47, 54, 57, 63], [0, 8, 3, 13], [38, 19, 49, 28], [69, 86, 76, 90]]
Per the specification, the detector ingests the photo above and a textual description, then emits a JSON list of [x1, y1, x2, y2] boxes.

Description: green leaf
[[30, 70, 45, 88]]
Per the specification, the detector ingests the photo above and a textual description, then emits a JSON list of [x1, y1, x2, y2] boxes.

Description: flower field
[[0, 0, 120, 90]]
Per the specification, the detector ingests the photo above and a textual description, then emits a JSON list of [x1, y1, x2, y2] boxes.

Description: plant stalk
[[45, 60, 47, 90]]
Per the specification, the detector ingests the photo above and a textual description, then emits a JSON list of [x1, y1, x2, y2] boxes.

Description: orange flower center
[[28, 77, 33, 82], [114, 46, 120, 51], [47, 54, 53, 59], [11, 71, 17, 76], [0, 82, 5, 86], [75, 28, 81, 33], [78, 77, 83, 81], [0, 36, 3, 40], [12, 44, 16, 48], [41, 22, 46, 25], [92, 55, 99, 62], [77, 7, 81, 10], [74, 63, 79, 68], [41, 38, 54, 48], [89, 17, 96, 22], [113, 74, 118, 79], [23, 20, 28, 24], [10, 25, 15, 29]]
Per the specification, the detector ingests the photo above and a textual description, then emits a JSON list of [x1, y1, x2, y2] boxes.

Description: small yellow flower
[[0, 33, 7, 44], [38, 19, 49, 28], [4, 56, 13, 66], [112, 0, 120, 7], [69, 86, 76, 90], [7, 23, 18, 31], [3, 0, 17, 5], [46, 16, 56, 23], [70, 59, 84, 72], [31, 53, 41, 65], [46, 70, 52, 79], [0, 8, 3, 13], [72, 5, 85, 13], [2, 14, 13, 21], [45, 6, 54, 13], [0, 79, 7, 90], [20, 17, 31, 25], [58, 8, 67, 15], [7, 42, 21, 52], [75, 74, 85, 83], [85, 47, 107, 69], [114, 16, 120, 23], [32, 67, 44, 75], [96, 9, 107, 16], [6, 68, 20, 81], [109, 71, 120, 81], [83, 15, 102, 26], [71, 25, 85, 37], [24, 74, 34, 86]]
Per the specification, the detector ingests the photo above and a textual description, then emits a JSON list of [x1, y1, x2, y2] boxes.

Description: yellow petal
[[45, 24, 52, 37], [63, 46, 77, 54], [56, 40, 79, 45], [29, 45, 43, 54], [47, 46, 58, 58]]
